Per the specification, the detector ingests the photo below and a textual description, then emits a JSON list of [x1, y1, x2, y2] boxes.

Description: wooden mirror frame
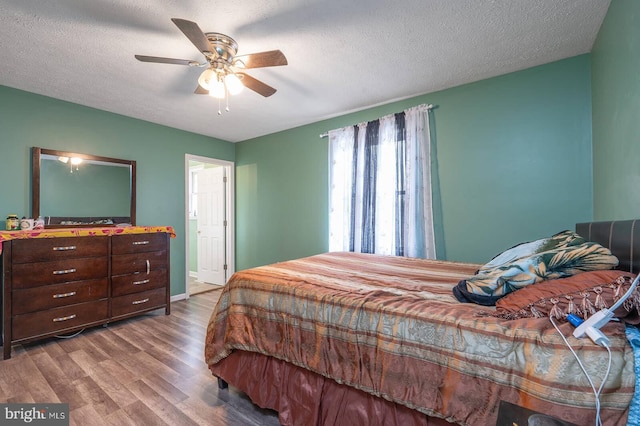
[[32, 147, 136, 227]]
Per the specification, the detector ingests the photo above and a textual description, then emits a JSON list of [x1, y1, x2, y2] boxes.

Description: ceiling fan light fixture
[[209, 77, 226, 99], [225, 73, 244, 95], [135, 19, 287, 112], [197, 68, 215, 90]]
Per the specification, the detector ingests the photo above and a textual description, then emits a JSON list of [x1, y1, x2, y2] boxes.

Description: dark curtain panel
[[394, 112, 406, 256], [361, 120, 380, 253]]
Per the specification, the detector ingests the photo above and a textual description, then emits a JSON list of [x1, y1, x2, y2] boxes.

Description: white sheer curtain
[[328, 104, 436, 259], [404, 105, 435, 258], [328, 125, 355, 252]]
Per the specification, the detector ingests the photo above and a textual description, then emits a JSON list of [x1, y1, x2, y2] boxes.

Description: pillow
[[492, 269, 640, 323], [452, 230, 619, 306], [481, 229, 584, 269]]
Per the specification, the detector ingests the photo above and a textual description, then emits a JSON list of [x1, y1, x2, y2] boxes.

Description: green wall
[[236, 124, 329, 268], [236, 55, 594, 268], [0, 85, 235, 296], [591, 0, 640, 219]]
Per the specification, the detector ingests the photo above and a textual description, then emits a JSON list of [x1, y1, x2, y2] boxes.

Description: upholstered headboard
[[576, 219, 640, 274]]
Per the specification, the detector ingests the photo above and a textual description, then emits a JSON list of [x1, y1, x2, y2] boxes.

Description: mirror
[[32, 147, 136, 227]]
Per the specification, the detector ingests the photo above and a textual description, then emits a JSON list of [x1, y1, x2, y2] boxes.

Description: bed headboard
[[576, 219, 640, 274]]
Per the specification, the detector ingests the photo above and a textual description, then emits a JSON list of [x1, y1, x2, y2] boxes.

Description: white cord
[[597, 345, 613, 426], [54, 328, 85, 339], [550, 317, 612, 426]]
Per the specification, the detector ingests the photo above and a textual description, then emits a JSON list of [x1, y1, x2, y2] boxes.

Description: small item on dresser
[[6, 214, 19, 230], [34, 216, 45, 229], [20, 217, 34, 230]]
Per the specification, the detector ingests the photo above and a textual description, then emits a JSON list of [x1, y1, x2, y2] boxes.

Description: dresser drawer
[[111, 251, 167, 276], [112, 233, 167, 254], [111, 287, 166, 318], [12, 257, 108, 289], [12, 278, 108, 315], [12, 237, 109, 263], [12, 299, 108, 341], [111, 269, 167, 297]]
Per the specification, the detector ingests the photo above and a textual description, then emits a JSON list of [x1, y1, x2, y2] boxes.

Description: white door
[[196, 167, 226, 284]]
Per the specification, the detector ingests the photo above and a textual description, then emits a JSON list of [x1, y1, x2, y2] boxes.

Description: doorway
[[185, 154, 235, 297]]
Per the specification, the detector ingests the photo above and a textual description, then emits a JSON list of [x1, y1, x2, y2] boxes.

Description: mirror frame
[[32, 147, 136, 227]]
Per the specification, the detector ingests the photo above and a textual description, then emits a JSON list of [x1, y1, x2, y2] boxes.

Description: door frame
[[184, 154, 235, 299]]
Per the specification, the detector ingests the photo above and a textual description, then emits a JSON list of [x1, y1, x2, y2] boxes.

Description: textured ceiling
[[0, 0, 611, 142]]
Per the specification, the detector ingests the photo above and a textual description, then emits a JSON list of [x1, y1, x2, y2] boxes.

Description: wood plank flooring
[[0, 290, 281, 426], [188, 276, 222, 296]]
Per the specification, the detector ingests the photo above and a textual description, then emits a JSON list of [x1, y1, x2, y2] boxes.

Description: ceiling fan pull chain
[[217, 97, 222, 115], [225, 84, 230, 112]]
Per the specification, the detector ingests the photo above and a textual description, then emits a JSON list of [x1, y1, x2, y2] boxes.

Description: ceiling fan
[[135, 18, 287, 107]]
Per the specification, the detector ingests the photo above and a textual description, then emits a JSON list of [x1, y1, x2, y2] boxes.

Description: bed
[[205, 220, 640, 425]]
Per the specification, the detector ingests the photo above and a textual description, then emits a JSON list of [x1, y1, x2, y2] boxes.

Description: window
[[328, 104, 436, 259]]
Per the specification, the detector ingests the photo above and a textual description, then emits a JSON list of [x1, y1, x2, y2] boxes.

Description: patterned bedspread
[[205, 252, 634, 425]]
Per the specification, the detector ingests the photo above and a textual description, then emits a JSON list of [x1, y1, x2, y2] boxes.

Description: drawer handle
[[146, 259, 150, 275], [132, 298, 150, 305], [133, 279, 150, 285], [133, 241, 150, 245], [53, 268, 77, 275], [53, 314, 76, 322], [53, 245, 76, 251], [53, 291, 77, 299]]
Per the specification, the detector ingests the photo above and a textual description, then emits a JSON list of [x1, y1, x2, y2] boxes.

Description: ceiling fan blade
[[171, 18, 211, 54], [194, 85, 209, 95], [135, 55, 198, 66], [238, 73, 277, 97], [234, 50, 288, 69]]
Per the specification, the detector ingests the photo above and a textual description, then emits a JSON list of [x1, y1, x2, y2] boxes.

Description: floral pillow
[[453, 230, 619, 306]]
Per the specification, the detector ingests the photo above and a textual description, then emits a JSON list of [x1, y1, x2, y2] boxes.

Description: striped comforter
[[205, 252, 634, 425]]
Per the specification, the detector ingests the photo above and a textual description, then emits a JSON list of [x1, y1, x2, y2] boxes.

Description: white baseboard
[[170, 293, 187, 302]]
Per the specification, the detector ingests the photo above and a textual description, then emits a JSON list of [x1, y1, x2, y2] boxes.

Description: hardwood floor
[[188, 276, 222, 296], [0, 290, 281, 425]]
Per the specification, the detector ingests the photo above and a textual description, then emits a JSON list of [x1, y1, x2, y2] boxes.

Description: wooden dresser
[[1, 228, 173, 359]]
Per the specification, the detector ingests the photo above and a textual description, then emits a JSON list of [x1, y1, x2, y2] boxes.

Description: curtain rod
[[318, 104, 434, 138]]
